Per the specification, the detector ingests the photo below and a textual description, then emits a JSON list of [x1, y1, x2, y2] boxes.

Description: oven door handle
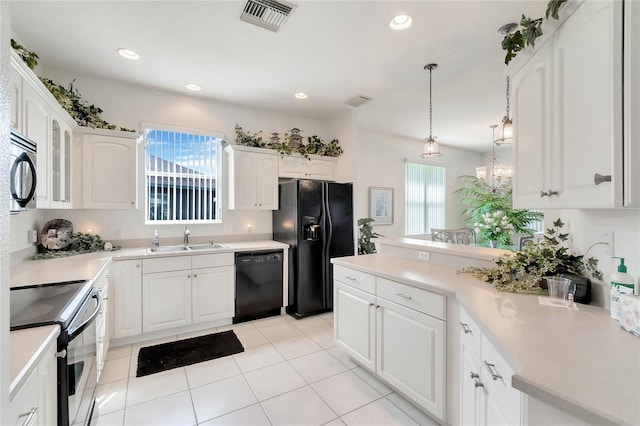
[[68, 290, 102, 341]]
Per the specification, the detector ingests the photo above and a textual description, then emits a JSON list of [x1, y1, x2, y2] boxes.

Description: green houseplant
[[462, 219, 601, 293], [455, 175, 543, 246], [358, 217, 383, 255]]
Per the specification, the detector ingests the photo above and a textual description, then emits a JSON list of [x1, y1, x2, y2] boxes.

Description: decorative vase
[[490, 240, 498, 248]]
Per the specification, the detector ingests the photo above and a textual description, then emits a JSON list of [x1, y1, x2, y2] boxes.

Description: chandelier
[[476, 125, 512, 191], [422, 63, 443, 158]]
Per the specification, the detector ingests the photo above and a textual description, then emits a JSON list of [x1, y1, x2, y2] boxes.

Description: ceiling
[[8, 0, 545, 152]]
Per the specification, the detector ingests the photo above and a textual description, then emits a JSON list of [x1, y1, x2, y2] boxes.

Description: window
[[405, 162, 446, 235], [144, 125, 222, 223]]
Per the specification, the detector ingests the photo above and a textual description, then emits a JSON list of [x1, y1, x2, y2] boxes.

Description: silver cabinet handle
[[136, 264, 140, 268], [548, 190, 558, 196], [470, 372, 479, 379], [594, 173, 612, 185], [540, 190, 548, 198], [470, 372, 484, 388], [193, 274, 198, 278], [345, 276, 357, 281], [19, 407, 38, 426], [395, 293, 412, 300], [56, 349, 67, 358], [369, 303, 375, 307], [460, 322, 472, 334], [483, 360, 502, 380], [186, 275, 191, 278]]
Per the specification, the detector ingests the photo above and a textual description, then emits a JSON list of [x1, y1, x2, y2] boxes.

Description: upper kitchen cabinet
[[279, 154, 336, 180], [513, 0, 625, 208], [224, 144, 278, 210], [49, 113, 73, 208], [624, 0, 640, 207], [81, 129, 141, 209]]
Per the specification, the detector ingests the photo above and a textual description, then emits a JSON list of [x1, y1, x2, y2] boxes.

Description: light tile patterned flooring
[[95, 313, 439, 426]]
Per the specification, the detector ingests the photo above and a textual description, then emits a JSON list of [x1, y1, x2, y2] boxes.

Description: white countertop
[[9, 325, 60, 400], [332, 254, 640, 426]]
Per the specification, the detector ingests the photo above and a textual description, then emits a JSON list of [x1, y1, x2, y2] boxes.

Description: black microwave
[[10, 130, 37, 212]]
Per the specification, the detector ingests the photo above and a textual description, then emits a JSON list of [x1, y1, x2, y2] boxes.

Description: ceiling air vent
[[240, 0, 296, 33], [344, 95, 374, 107]]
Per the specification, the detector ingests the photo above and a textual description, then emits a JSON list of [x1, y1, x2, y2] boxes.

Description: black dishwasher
[[234, 250, 283, 323]]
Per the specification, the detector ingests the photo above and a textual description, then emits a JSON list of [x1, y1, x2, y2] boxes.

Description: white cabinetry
[[8, 333, 57, 426], [225, 145, 278, 210], [10, 67, 22, 131], [94, 266, 111, 381], [624, 0, 640, 207], [459, 308, 521, 426], [513, 0, 624, 208], [111, 259, 143, 339], [278, 155, 335, 180], [49, 114, 73, 208], [142, 253, 235, 334], [82, 130, 140, 209], [334, 265, 446, 422]]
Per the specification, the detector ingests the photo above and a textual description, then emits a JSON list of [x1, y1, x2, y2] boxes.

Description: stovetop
[[10, 280, 93, 331]]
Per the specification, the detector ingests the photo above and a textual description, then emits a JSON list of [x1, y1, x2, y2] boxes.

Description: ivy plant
[[233, 125, 344, 158], [32, 232, 121, 260], [502, 0, 567, 65], [11, 39, 39, 70]]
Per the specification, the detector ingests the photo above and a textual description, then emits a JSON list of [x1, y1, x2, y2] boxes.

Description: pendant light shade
[[495, 76, 513, 146], [422, 63, 443, 158], [477, 124, 512, 192]]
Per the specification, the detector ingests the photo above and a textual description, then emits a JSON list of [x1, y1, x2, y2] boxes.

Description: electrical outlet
[[602, 231, 614, 255], [114, 229, 122, 238], [28, 229, 38, 244], [418, 251, 431, 261]]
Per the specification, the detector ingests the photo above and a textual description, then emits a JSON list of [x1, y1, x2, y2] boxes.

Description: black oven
[[10, 130, 37, 212], [10, 280, 102, 426]]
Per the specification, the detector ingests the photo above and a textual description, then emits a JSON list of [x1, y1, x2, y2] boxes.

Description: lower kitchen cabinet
[[333, 265, 446, 422], [111, 259, 143, 339], [8, 333, 57, 426], [142, 269, 192, 333], [192, 265, 234, 324], [94, 265, 111, 381]]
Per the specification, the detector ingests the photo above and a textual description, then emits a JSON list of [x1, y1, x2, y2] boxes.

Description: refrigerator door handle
[[324, 184, 334, 307]]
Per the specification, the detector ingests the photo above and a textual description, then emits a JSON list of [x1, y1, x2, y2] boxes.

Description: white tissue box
[[619, 293, 640, 337]]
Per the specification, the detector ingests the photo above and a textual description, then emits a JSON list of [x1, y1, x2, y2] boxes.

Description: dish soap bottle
[[610, 257, 635, 320], [152, 230, 160, 250]]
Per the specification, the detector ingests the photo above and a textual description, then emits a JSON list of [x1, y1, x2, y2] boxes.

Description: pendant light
[[422, 63, 443, 158], [477, 125, 512, 192], [495, 76, 513, 146]]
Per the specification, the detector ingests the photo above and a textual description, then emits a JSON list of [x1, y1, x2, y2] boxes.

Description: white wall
[[355, 128, 484, 238]]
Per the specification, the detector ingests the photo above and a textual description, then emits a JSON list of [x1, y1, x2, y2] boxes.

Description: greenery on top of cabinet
[[233, 124, 344, 158], [10, 39, 136, 132], [501, 0, 567, 64]]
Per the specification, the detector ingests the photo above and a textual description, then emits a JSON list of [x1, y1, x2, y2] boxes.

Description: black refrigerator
[[273, 179, 354, 318]]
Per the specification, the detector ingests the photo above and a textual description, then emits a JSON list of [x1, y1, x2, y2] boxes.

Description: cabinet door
[[512, 40, 554, 209], [308, 158, 334, 180], [255, 153, 278, 209], [334, 281, 376, 371], [624, 0, 640, 207], [460, 341, 482, 426], [49, 117, 73, 208], [82, 133, 138, 209], [192, 266, 235, 323], [376, 298, 446, 422], [37, 336, 57, 426], [10, 68, 22, 131], [278, 156, 307, 178], [111, 260, 142, 339], [228, 149, 257, 210], [553, 0, 623, 207], [479, 369, 512, 426], [143, 270, 192, 333], [23, 82, 50, 207]]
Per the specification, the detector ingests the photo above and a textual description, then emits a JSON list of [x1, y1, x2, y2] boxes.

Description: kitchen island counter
[[332, 253, 640, 426]]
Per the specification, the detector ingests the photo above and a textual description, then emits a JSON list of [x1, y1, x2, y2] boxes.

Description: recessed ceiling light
[[389, 14, 412, 30], [294, 92, 308, 99], [116, 48, 140, 60], [185, 83, 202, 91]]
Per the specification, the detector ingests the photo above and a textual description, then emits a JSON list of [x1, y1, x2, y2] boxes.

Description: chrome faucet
[[183, 226, 191, 245]]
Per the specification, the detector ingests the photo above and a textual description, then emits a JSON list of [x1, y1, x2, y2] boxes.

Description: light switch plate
[[418, 251, 431, 261]]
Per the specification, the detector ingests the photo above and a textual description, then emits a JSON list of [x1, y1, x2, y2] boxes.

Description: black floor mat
[[135, 330, 244, 377]]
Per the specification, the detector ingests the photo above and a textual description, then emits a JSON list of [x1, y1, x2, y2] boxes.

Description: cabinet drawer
[[143, 256, 191, 274], [459, 307, 482, 357], [333, 265, 375, 294], [192, 252, 234, 269], [377, 278, 445, 320], [480, 334, 521, 420]]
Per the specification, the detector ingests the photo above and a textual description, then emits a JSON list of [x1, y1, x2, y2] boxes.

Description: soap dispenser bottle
[[610, 257, 635, 320], [152, 230, 160, 249]]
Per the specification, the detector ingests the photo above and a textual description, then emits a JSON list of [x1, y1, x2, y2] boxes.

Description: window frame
[[142, 122, 224, 225]]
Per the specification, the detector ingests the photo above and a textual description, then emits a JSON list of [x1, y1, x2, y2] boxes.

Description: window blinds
[[405, 162, 446, 235]]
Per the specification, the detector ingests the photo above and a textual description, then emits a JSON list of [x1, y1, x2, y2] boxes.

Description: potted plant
[[462, 219, 601, 293], [358, 217, 383, 255]]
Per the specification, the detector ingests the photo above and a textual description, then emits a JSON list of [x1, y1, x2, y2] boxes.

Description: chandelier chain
[[505, 76, 510, 117], [429, 67, 433, 138]]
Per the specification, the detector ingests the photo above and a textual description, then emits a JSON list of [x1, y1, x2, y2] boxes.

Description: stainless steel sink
[[187, 243, 228, 250], [147, 243, 228, 254]]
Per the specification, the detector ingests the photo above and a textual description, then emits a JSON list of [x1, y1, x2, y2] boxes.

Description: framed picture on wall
[[369, 187, 394, 225]]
